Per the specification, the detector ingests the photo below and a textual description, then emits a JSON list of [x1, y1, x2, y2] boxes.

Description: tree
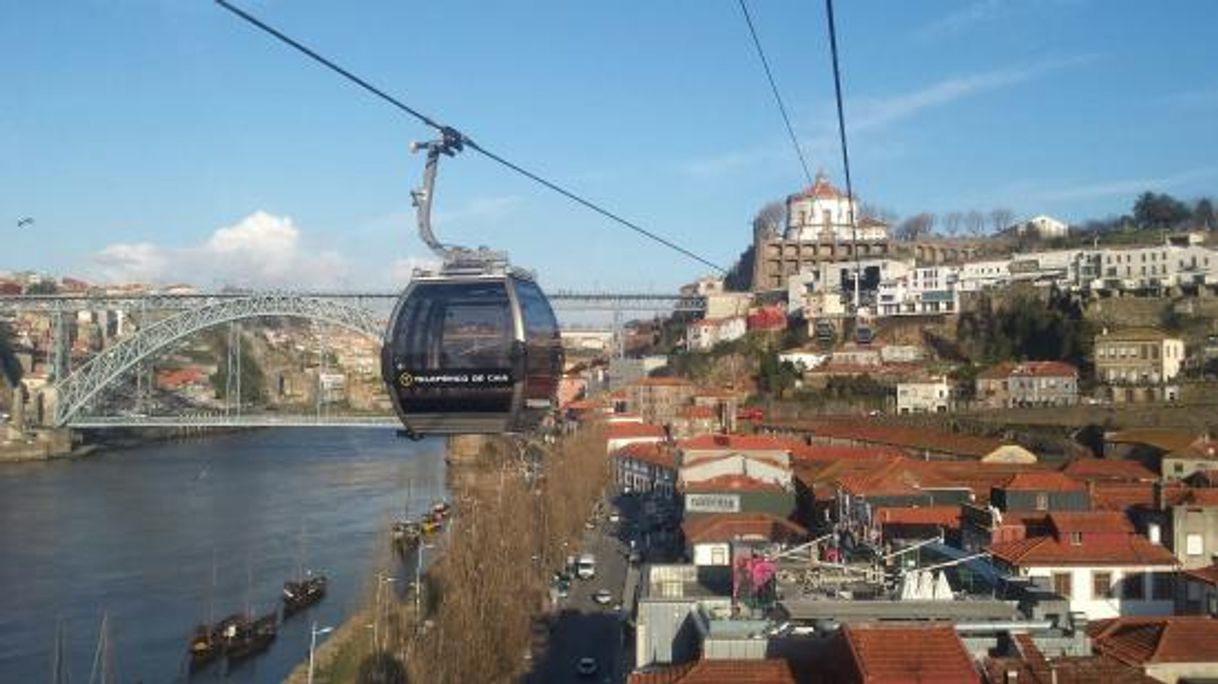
[[989, 208, 1014, 235], [896, 213, 935, 241], [944, 211, 963, 237], [25, 281, 58, 295], [1133, 192, 1190, 229], [1195, 198, 1216, 230], [0, 321, 22, 387], [964, 210, 986, 237], [723, 244, 755, 292], [752, 201, 785, 238]]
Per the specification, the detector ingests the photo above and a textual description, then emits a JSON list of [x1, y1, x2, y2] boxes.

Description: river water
[[0, 428, 447, 683]]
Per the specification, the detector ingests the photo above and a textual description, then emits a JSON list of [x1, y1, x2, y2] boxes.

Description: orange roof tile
[[677, 405, 717, 419], [684, 474, 788, 494], [1048, 511, 1134, 535], [628, 659, 797, 684], [1106, 429, 1197, 453], [1062, 458, 1157, 482], [841, 624, 980, 684], [606, 423, 667, 439], [1090, 616, 1218, 666], [613, 442, 677, 470], [681, 512, 807, 544], [1181, 488, 1218, 506], [874, 506, 962, 529], [679, 434, 792, 452], [779, 419, 1005, 459], [990, 533, 1177, 567], [1001, 471, 1087, 492], [1182, 564, 1218, 587]]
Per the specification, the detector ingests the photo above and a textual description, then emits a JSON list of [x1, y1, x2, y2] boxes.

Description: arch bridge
[[51, 293, 384, 427]]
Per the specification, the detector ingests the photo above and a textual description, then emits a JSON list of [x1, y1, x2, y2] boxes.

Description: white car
[[593, 589, 613, 605], [608, 512, 621, 524]]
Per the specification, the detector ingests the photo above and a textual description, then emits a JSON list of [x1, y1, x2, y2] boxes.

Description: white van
[[576, 553, 596, 580]]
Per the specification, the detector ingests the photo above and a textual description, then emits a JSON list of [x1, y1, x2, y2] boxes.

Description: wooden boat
[[419, 513, 442, 535], [282, 574, 327, 618], [432, 500, 452, 519], [224, 612, 277, 663]]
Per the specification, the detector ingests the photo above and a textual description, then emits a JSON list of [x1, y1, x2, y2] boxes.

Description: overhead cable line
[[823, 0, 863, 307], [737, 0, 814, 187], [214, 0, 725, 273]]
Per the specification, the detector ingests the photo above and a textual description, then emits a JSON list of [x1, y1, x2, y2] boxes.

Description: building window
[[1124, 573, 1145, 600], [1152, 572, 1174, 601], [1092, 571, 1113, 599], [1070, 531, 1083, 546], [1052, 572, 1072, 598], [1188, 534, 1204, 556], [1035, 493, 1049, 511]]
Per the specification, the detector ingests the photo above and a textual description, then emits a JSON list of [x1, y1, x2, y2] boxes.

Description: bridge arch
[[53, 294, 384, 427]]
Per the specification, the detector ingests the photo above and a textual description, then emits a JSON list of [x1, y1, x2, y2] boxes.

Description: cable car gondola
[[381, 131, 563, 437]]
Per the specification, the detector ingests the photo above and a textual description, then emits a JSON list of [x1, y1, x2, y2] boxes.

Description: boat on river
[[282, 574, 327, 618], [223, 611, 278, 664], [188, 613, 247, 672]]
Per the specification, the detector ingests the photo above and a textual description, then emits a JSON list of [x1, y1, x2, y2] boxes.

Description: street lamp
[[375, 571, 397, 654], [308, 621, 334, 684], [415, 543, 435, 633]]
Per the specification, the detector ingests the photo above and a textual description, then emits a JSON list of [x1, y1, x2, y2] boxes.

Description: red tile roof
[[1182, 564, 1218, 587], [681, 512, 808, 544], [1181, 488, 1218, 506], [1048, 511, 1134, 535], [787, 443, 906, 463], [606, 423, 667, 439], [874, 506, 962, 529], [989, 532, 1177, 567], [684, 474, 788, 494], [679, 434, 792, 452], [1090, 482, 1189, 512], [841, 623, 980, 684], [982, 654, 1156, 684], [1090, 616, 1218, 666], [783, 419, 1005, 459], [628, 659, 797, 684], [677, 405, 717, 419], [1062, 458, 1157, 482], [1009, 360, 1080, 378], [836, 471, 921, 497], [1168, 436, 1218, 462], [1001, 471, 1086, 492], [613, 442, 677, 470], [977, 361, 1018, 380], [1106, 429, 1198, 453]]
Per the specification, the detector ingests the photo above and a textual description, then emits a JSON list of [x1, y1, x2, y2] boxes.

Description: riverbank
[[0, 428, 88, 463]]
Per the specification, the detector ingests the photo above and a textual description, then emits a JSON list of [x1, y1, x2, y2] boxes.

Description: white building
[[1013, 215, 1069, 240], [956, 258, 1012, 293], [990, 513, 1179, 620], [877, 266, 960, 316], [684, 316, 746, 352], [1092, 243, 1217, 292], [785, 171, 887, 243], [896, 378, 952, 414]]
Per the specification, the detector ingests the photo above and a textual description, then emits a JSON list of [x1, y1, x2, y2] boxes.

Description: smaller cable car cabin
[[382, 266, 563, 436]]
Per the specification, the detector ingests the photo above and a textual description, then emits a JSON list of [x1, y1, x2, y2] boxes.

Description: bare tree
[[896, 213, 935, 241], [964, 210, 986, 237], [989, 208, 1015, 235], [944, 211, 963, 238], [753, 200, 786, 238]]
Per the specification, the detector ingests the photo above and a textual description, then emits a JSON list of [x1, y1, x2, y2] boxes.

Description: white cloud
[[917, 0, 1085, 39], [848, 55, 1099, 133], [674, 55, 1097, 181], [1024, 167, 1218, 202], [90, 211, 350, 289]]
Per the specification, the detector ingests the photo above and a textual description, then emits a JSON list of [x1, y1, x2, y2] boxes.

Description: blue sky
[[3, 0, 1217, 292]]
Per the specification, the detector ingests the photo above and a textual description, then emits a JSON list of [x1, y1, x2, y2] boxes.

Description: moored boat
[[282, 574, 327, 618], [224, 611, 277, 663]]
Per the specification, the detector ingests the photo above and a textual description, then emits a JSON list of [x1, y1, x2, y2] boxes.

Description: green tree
[[24, 281, 58, 295], [1133, 192, 1191, 229], [1196, 198, 1216, 230]]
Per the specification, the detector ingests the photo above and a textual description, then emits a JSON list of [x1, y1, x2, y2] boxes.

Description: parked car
[[593, 589, 613, 605], [608, 512, 621, 524], [576, 657, 598, 677], [576, 554, 596, 580]]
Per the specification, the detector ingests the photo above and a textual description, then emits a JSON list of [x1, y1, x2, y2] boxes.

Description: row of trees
[[400, 426, 611, 683], [892, 208, 1015, 241]]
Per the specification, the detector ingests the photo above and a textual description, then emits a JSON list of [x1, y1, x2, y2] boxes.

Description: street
[[525, 494, 636, 684]]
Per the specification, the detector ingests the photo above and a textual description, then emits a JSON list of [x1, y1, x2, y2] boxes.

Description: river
[[0, 428, 447, 683]]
